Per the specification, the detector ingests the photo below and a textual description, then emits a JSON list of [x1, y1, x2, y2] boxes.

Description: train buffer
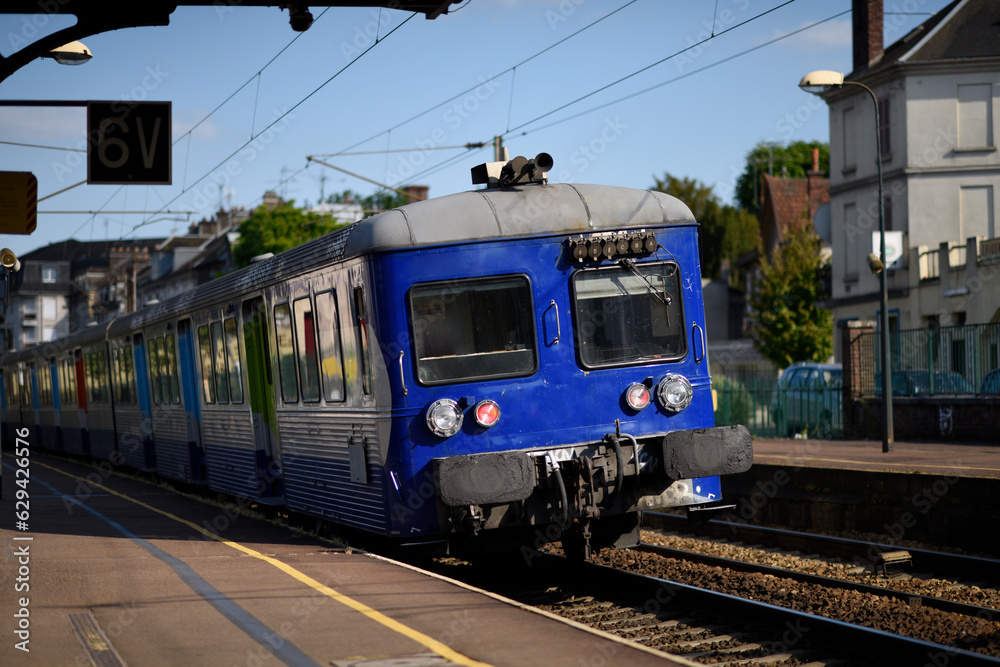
[[875, 550, 912, 576]]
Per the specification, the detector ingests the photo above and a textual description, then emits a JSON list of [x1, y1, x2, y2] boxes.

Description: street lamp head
[[798, 70, 845, 94], [44, 40, 93, 66]]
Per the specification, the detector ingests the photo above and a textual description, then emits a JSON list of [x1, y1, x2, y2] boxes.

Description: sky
[[0, 0, 955, 259]]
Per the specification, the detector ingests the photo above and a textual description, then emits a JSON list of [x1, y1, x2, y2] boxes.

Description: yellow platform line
[[38, 459, 492, 667]]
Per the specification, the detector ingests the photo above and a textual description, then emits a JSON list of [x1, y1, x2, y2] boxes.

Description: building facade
[[820, 0, 1000, 338]]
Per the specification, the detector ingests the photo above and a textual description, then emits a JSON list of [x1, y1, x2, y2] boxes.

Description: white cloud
[[0, 106, 86, 142]]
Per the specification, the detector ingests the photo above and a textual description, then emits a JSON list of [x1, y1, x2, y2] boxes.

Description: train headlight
[[625, 382, 651, 411], [426, 399, 463, 437], [473, 399, 501, 428], [656, 374, 693, 413]]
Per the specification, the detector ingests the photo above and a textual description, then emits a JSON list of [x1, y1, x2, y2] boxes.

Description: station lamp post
[[799, 70, 893, 453]]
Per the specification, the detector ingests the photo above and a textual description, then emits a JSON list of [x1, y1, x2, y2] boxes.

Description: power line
[[504, 0, 799, 137], [514, 9, 851, 139], [328, 0, 641, 157], [129, 13, 417, 235]]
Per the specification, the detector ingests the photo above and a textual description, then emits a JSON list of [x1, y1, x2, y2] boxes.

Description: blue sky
[[0, 0, 952, 258]]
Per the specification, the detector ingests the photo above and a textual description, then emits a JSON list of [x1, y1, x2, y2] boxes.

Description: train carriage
[[0, 154, 752, 557]]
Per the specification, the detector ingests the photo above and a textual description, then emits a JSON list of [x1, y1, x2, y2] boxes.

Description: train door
[[28, 362, 39, 431], [132, 333, 155, 464], [176, 319, 205, 480], [242, 297, 282, 496], [50, 356, 63, 449], [74, 349, 89, 454]]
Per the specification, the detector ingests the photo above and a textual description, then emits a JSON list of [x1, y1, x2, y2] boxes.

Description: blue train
[[0, 153, 752, 558]]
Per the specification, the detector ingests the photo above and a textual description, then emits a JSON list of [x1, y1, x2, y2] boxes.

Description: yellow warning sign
[[0, 171, 37, 235]]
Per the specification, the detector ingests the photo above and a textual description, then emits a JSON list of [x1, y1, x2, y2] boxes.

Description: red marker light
[[474, 399, 501, 428], [625, 383, 651, 411]]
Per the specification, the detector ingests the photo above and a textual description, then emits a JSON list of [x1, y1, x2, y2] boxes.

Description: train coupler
[[453, 504, 485, 536]]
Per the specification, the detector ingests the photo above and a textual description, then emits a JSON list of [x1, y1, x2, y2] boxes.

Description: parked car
[[979, 369, 1000, 396], [876, 370, 975, 396], [770, 362, 842, 438]]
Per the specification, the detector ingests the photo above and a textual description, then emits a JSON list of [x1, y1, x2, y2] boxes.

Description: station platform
[[725, 437, 1000, 554], [751, 437, 1000, 479], [1, 452, 688, 667]]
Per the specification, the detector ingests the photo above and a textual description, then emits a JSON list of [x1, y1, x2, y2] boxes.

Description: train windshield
[[572, 261, 685, 367], [409, 275, 537, 385]]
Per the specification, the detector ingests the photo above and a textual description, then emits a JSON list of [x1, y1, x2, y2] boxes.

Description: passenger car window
[[409, 275, 537, 385], [315, 290, 345, 402], [223, 320, 242, 404], [274, 303, 298, 402], [572, 262, 685, 368], [197, 325, 216, 404], [165, 334, 181, 404], [293, 298, 320, 402], [212, 321, 230, 404]]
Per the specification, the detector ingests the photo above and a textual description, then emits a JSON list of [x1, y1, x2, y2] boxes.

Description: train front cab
[[382, 210, 752, 558]]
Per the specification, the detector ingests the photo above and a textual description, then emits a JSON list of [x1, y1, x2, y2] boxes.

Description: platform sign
[[0, 171, 37, 235], [87, 101, 171, 185], [872, 230, 904, 269]]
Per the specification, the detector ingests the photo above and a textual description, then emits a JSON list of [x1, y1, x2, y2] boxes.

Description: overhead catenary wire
[[318, 0, 642, 159], [513, 9, 852, 139], [129, 12, 417, 235], [502, 0, 799, 137]]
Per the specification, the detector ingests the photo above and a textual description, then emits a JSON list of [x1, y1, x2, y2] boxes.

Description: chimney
[[810, 147, 820, 174], [852, 0, 883, 72], [403, 185, 429, 203]]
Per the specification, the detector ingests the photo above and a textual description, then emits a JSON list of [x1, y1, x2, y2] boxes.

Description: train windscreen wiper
[[617, 258, 671, 325]]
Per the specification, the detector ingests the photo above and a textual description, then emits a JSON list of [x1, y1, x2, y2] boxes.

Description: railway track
[[435, 551, 1000, 666], [632, 541, 995, 619], [645, 511, 1000, 584]]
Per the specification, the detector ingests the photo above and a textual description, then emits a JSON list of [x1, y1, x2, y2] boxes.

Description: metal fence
[[854, 322, 1000, 396], [713, 369, 845, 439]]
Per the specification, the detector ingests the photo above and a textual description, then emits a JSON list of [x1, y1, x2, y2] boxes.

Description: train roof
[[342, 182, 696, 256], [0, 182, 698, 353]]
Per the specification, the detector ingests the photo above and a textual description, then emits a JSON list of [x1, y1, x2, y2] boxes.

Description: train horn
[[533, 152, 554, 172]]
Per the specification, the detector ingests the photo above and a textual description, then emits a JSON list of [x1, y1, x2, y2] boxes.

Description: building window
[[22, 298, 37, 320], [960, 185, 994, 240], [843, 203, 859, 280], [41, 266, 57, 284], [842, 106, 856, 170], [42, 296, 57, 320], [958, 83, 992, 149], [883, 193, 893, 231]]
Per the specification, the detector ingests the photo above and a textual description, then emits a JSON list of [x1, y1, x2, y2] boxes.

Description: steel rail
[[645, 512, 1000, 585], [530, 553, 1000, 667], [635, 542, 997, 619]]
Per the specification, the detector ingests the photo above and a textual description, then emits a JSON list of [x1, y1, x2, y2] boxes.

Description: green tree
[[232, 201, 346, 268], [651, 173, 758, 281], [746, 220, 833, 367], [735, 141, 829, 216]]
